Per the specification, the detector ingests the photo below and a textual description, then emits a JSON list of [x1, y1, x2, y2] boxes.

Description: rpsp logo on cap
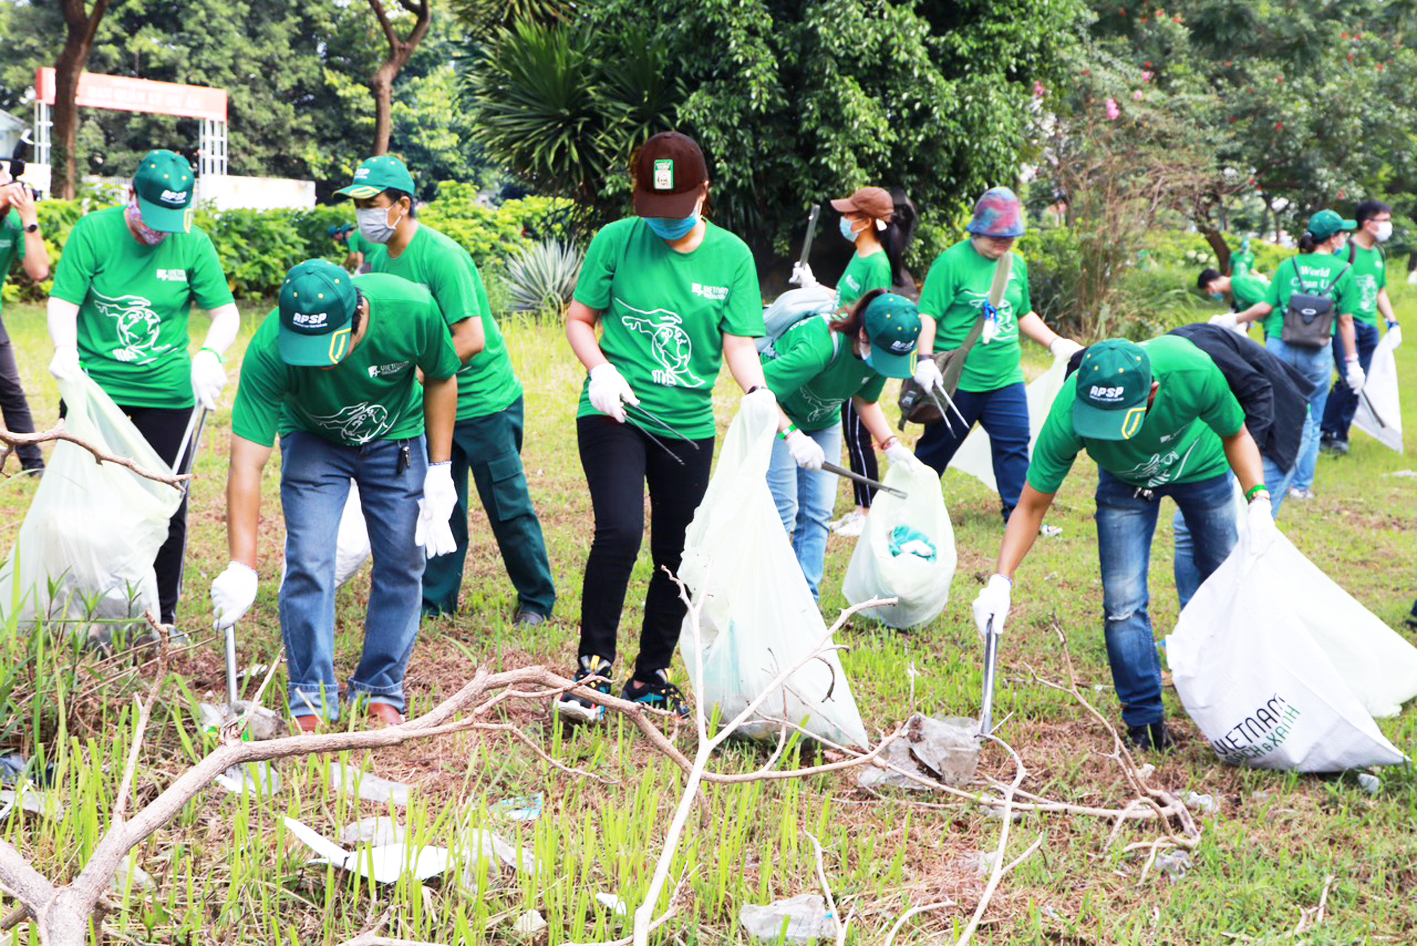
[[160, 189, 187, 204], [1089, 385, 1127, 402], [292, 312, 329, 327], [354, 168, 370, 179], [888, 339, 915, 353], [653, 159, 674, 191]]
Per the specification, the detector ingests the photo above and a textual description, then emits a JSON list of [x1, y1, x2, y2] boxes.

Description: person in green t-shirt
[[210, 260, 460, 730], [0, 179, 51, 473], [1320, 199, 1403, 455], [1197, 267, 1268, 314], [764, 290, 919, 599], [910, 187, 1083, 521], [558, 131, 771, 723], [344, 225, 386, 273], [971, 336, 1273, 752], [337, 155, 555, 624], [46, 150, 240, 626], [791, 186, 905, 535], [1232, 209, 1363, 500]]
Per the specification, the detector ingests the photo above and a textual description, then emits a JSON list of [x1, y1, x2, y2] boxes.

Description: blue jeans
[[279, 432, 427, 720], [1321, 319, 1379, 442], [767, 424, 843, 601], [1265, 336, 1333, 492], [1096, 470, 1238, 727], [913, 382, 1029, 519]]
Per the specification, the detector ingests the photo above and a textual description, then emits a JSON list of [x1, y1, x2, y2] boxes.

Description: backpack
[[1281, 257, 1350, 349], [756, 285, 840, 357]]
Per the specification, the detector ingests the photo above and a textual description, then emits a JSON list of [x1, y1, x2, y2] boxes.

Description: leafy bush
[[504, 238, 583, 320]]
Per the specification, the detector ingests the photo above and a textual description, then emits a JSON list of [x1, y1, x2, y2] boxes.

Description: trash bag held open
[[1166, 529, 1409, 772], [842, 456, 956, 629], [678, 394, 869, 749], [0, 374, 184, 628]]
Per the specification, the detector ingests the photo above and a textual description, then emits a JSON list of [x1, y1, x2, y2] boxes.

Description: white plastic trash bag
[[949, 353, 1070, 493], [842, 456, 956, 629], [1167, 530, 1408, 772], [1352, 329, 1403, 454], [279, 480, 371, 589], [678, 393, 869, 749], [0, 374, 183, 627]]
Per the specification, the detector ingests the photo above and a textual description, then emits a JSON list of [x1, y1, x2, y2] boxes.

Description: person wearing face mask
[[337, 155, 555, 627], [1320, 200, 1402, 457], [911, 187, 1082, 522], [45, 150, 240, 626], [0, 177, 51, 474], [343, 220, 385, 274], [763, 290, 919, 600], [557, 131, 771, 722], [1232, 209, 1362, 501], [1197, 267, 1267, 318]]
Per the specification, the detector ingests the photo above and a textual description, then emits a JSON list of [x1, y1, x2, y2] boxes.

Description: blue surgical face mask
[[645, 212, 699, 241], [840, 217, 862, 242], [1210, 293, 1224, 302]]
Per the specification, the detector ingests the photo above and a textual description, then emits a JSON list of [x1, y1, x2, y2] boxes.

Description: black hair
[[1298, 231, 1322, 253], [879, 219, 907, 287], [1355, 199, 1391, 226], [1197, 267, 1222, 291], [830, 287, 888, 339], [349, 290, 364, 336], [382, 187, 416, 218]]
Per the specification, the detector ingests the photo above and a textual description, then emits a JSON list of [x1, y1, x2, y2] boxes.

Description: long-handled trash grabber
[[979, 617, 1000, 738], [821, 461, 907, 499]]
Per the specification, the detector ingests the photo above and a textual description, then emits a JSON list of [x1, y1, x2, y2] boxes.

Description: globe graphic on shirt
[[615, 301, 705, 388], [93, 292, 165, 363]]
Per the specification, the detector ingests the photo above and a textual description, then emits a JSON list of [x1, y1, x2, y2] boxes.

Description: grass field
[[0, 290, 1415, 944]]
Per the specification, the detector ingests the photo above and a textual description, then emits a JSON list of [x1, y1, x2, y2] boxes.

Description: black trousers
[[576, 416, 714, 681], [840, 399, 878, 508], [0, 322, 43, 470]]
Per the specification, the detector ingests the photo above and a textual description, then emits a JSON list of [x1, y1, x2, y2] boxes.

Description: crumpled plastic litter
[[1182, 791, 1215, 814], [887, 525, 937, 562], [491, 793, 543, 822], [857, 714, 981, 791], [198, 701, 285, 742], [339, 816, 405, 846], [329, 761, 409, 807], [740, 894, 837, 941], [1154, 849, 1191, 883], [214, 761, 282, 796]]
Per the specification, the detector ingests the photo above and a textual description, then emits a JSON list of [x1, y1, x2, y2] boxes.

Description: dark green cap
[[132, 150, 195, 233], [277, 260, 360, 366], [861, 293, 921, 380], [1072, 339, 1152, 441], [1306, 209, 1356, 241], [336, 155, 416, 199]]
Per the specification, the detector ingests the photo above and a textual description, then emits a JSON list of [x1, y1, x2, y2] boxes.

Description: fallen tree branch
[[954, 734, 1037, 946], [0, 421, 188, 489]]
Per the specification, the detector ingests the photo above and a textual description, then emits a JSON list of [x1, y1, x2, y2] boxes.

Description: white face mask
[[356, 204, 404, 244], [1375, 221, 1393, 243]]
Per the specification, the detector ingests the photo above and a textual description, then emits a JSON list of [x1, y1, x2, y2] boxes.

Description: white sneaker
[[1288, 487, 1315, 501], [830, 510, 867, 537]]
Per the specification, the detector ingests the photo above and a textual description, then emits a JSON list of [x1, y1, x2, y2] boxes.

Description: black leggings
[[576, 416, 714, 681], [841, 399, 878, 508]]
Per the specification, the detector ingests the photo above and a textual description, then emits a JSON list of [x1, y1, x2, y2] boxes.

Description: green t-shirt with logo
[[572, 217, 765, 440], [1261, 253, 1358, 339], [1333, 243, 1386, 326], [0, 211, 26, 319], [231, 273, 459, 448], [347, 229, 387, 267], [764, 316, 886, 432], [373, 224, 522, 420], [1028, 335, 1245, 493], [918, 239, 1032, 393], [1231, 275, 1267, 311], [837, 251, 891, 311], [50, 206, 234, 409]]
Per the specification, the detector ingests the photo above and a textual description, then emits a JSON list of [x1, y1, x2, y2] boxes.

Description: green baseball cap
[[1306, 209, 1357, 241], [277, 260, 360, 366], [1072, 339, 1153, 441], [132, 150, 195, 233], [335, 155, 417, 200], [860, 293, 921, 380]]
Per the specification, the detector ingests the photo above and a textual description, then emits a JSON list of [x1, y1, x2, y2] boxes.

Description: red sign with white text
[[36, 68, 227, 123]]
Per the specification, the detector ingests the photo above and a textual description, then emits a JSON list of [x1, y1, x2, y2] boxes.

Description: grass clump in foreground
[[0, 292, 1414, 942]]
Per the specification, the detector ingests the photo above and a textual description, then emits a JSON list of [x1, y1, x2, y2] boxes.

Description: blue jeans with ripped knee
[[1095, 470, 1238, 727]]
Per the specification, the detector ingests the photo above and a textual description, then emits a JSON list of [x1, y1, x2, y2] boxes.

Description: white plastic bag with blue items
[[842, 455, 957, 629], [677, 393, 869, 749], [0, 374, 183, 627], [1167, 529, 1409, 772]]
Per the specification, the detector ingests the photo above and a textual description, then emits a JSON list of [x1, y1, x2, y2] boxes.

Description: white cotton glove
[[743, 386, 778, 410], [415, 461, 458, 559], [1387, 321, 1402, 350], [49, 346, 83, 382], [789, 261, 818, 288], [1247, 494, 1278, 556], [884, 441, 914, 466], [588, 363, 639, 423], [913, 357, 943, 393], [211, 562, 258, 630], [1048, 337, 1083, 361], [971, 574, 1012, 641], [784, 429, 825, 471], [1344, 356, 1366, 393], [1209, 312, 1239, 330], [190, 348, 227, 411]]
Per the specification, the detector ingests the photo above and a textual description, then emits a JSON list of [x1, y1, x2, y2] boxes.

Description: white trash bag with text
[[678, 394, 869, 749], [1166, 530, 1407, 772]]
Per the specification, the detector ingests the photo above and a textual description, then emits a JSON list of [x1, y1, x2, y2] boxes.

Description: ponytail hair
[[1298, 230, 1320, 254], [830, 287, 887, 337], [879, 218, 906, 287]]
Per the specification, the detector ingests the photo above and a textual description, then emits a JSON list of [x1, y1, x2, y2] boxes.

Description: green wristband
[[778, 424, 798, 440], [1245, 484, 1270, 502], [200, 346, 224, 365]]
